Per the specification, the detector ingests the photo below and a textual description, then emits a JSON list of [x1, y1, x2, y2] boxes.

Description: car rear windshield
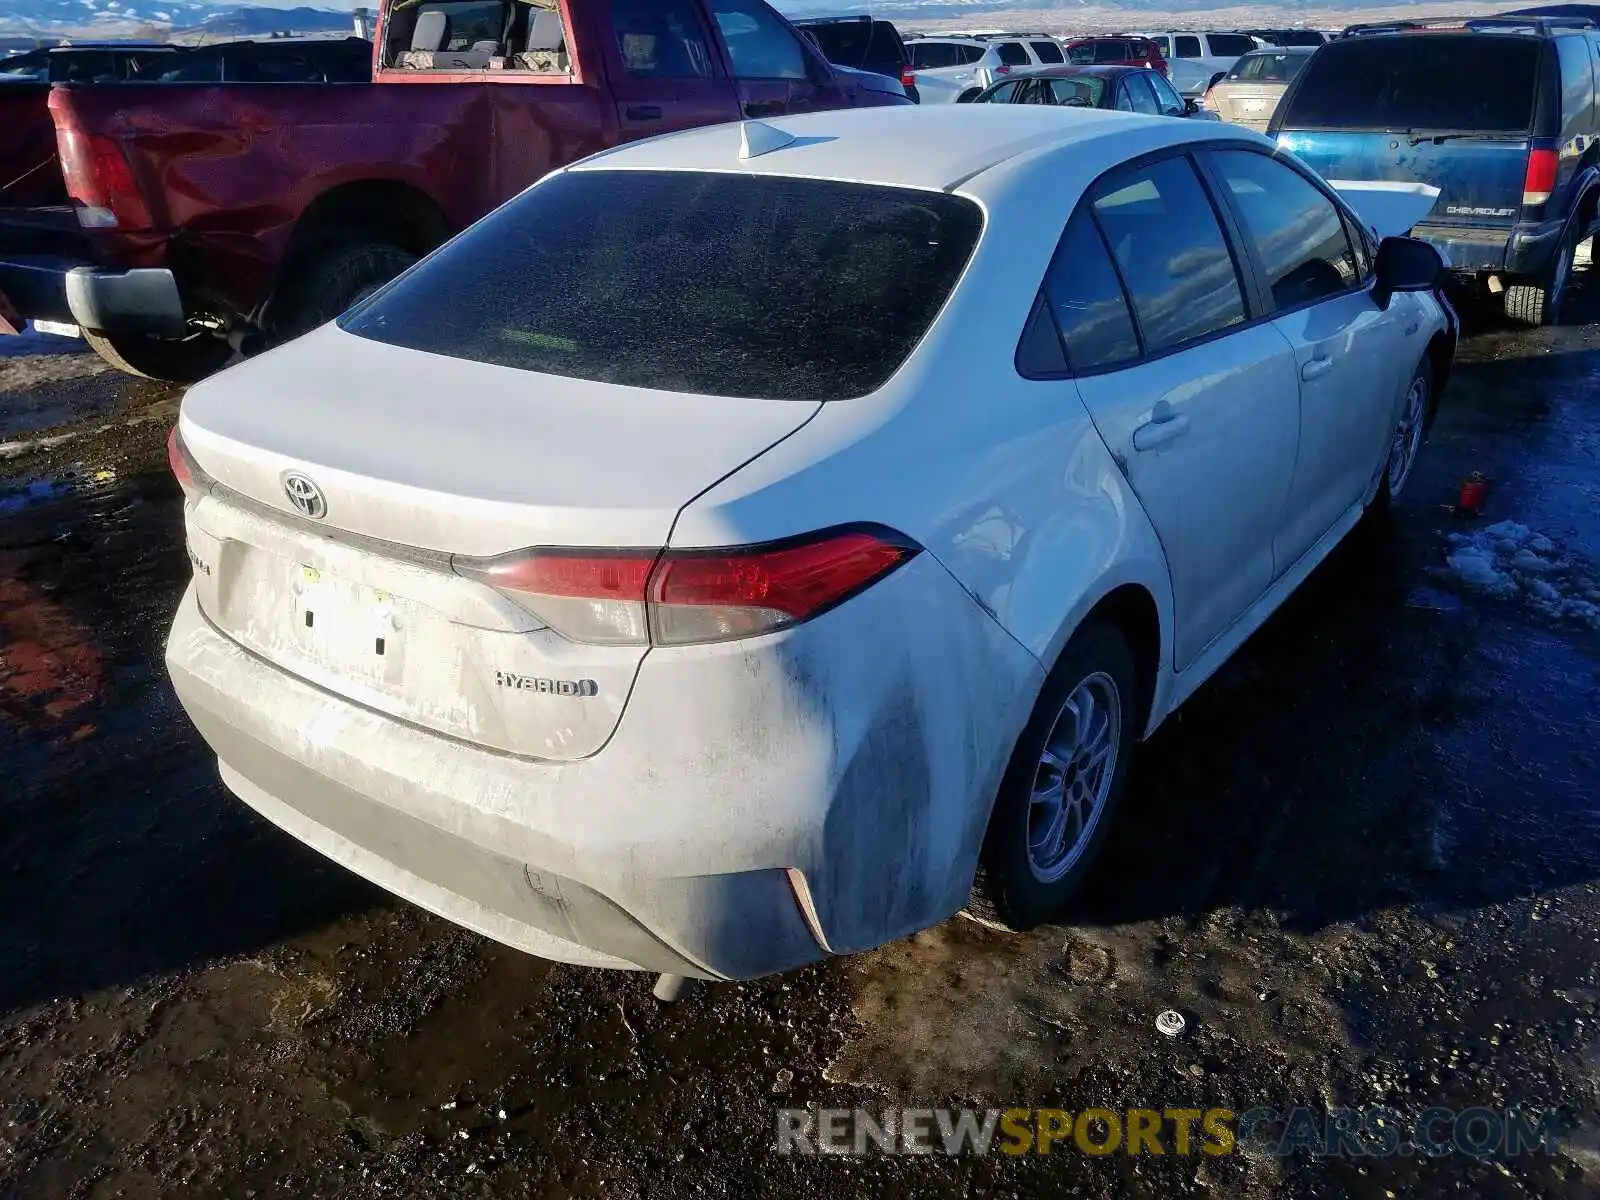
[[340, 170, 984, 402], [1278, 35, 1543, 132], [1228, 50, 1308, 82]]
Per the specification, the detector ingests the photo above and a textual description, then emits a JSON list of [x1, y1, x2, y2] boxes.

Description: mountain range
[[0, 0, 355, 41]]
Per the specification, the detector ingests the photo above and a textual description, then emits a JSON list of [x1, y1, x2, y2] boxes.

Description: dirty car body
[[165, 106, 1455, 980]]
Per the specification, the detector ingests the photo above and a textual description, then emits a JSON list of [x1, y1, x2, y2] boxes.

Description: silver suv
[[906, 34, 1065, 103]]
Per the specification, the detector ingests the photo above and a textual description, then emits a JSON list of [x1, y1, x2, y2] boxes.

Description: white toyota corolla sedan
[[166, 105, 1455, 984]]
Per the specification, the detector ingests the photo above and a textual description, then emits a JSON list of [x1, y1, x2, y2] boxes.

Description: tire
[[270, 242, 417, 343], [82, 328, 233, 384], [1504, 221, 1577, 326], [969, 621, 1139, 931], [1372, 357, 1433, 512]]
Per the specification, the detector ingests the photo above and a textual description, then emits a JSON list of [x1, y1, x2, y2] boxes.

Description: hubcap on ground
[[1386, 376, 1428, 499], [1026, 671, 1121, 883]]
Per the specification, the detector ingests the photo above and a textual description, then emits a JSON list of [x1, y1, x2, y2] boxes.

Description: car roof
[[573, 105, 1209, 194]]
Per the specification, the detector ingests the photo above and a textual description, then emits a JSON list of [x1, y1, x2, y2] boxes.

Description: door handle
[[743, 99, 786, 118], [1300, 355, 1334, 382], [624, 104, 663, 121], [1132, 408, 1190, 451]]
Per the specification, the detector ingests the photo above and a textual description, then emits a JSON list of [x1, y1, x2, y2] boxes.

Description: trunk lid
[[179, 324, 819, 759], [1208, 80, 1286, 130]]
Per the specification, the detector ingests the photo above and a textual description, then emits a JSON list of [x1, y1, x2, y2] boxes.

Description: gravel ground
[[1, 280, 1598, 1199]]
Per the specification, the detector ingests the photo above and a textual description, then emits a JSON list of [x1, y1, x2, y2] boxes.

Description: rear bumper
[[164, 553, 1040, 979], [0, 207, 184, 337], [0, 256, 184, 337], [1414, 217, 1565, 279]]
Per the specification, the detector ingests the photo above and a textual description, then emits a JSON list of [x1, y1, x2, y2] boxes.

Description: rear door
[[708, 0, 842, 117], [1272, 34, 1544, 233], [1061, 154, 1301, 669], [1203, 148, 1405, 565], [605, 0, 740, 141]]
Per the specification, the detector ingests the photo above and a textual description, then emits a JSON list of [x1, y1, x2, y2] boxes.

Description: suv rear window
[[341, 171, 983, 402], [804, 20, 905, 71], [1278, 35, 1543, 132], [1206, 33, 1257, 56]]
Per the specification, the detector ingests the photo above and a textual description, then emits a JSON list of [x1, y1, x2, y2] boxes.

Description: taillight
[[454, 526, 919, 647], [1523, 147, 1558, 208], [167, 425, 210, 499], [54, 119, 153, 230], [900, 64, 916, 90], [994, 64, 1012, 75]]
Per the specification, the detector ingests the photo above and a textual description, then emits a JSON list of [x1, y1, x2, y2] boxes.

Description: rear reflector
[[1523, 147, 1558, 207], [455, 526, 919, 646]]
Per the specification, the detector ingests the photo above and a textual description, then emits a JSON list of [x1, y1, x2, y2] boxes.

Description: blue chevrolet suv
[[1270, 16, 1600, 324]]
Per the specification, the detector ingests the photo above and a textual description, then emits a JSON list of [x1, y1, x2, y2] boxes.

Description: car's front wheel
[[969, 620, 1138, 931], [1373, 357, 1433, 510]]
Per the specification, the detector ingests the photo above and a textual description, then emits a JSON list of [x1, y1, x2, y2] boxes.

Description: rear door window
[[613, 0, 717, 77], [1278, 35, 1542, 132], [1209, 150, 1359, 310], [996, 41, 1031, 66], [1120, 73, 1161, 113], [910, 41, 956, 69], [1151, 36, 1172, 56], [956, 44, 985, 65], [1049, 75, 1104, 106], [1032, 40, 1065, 63], [1090, 156, 1247, 352], [1174, 35, 1202, 58], [1096, 40, 1130, 63], [1039, 208, 1141, 371], [341, 171, 984, 402], [1066, 43, 1096, 65]]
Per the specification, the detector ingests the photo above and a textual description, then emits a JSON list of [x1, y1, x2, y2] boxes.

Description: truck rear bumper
[[0, 256, 185, 338], [1414, 218, 1565, 280]]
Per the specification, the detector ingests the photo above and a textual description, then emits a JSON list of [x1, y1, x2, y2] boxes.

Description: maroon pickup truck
[[0, 0, 907, 381]]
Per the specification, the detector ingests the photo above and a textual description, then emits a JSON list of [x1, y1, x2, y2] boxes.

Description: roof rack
[[1342, 14, 1595, 35]]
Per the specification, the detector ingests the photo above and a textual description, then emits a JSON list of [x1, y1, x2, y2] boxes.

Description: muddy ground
[[1, 282, 1598, 1200]]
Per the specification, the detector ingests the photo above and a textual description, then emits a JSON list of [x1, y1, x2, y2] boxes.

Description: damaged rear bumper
[[164, 553, 1041, 979], [0, 256, 184, 337]]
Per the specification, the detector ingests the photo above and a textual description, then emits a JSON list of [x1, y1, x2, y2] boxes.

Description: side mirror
[[1184, 97, 1199, 114], [1372, 235, 1443, 310]]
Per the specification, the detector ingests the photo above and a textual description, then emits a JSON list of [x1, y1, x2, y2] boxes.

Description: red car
[[0, 0, 907, 382], [1061, 36, 1169, 77]]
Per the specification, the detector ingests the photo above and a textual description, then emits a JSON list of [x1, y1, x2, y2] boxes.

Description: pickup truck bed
[[0, 0, 906, 381]]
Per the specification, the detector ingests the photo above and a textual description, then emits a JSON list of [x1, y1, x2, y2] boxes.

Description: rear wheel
[[969, 621, 1138, 931], [1504, 222, 1577, 326], [270, 242, 417, 343], [82, 328, 233, 384]]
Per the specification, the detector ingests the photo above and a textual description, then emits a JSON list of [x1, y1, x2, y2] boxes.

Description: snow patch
[[1441, 521, 1600, 629]]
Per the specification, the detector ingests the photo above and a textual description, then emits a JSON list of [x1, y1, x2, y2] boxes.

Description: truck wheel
[[968, 620, 1138, 931], [82, 329, 233, 384], [272, 242, 418, 342], [1505, 223, 1578, 326]]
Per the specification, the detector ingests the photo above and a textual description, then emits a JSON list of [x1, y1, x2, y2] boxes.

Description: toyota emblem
[[282, 472, 327, 519]]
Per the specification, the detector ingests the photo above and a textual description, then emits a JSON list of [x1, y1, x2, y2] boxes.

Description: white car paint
[[1143, 30, 1263, 96], [165, 105, 1452, 981], [906, 35, 1062, 102]]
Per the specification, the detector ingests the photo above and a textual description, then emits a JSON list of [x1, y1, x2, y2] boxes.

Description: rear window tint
[[1279, 35, 1542, 132], [997, 41, 1030, 65], [1042, 208, 1140, 371], [1032, 40, 1065, 63], [341, 171, 983, 402], [1206, 33, 1257, 56]]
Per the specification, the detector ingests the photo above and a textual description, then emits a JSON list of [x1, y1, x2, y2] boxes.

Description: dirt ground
[[1, 277, 1598, 1199]]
